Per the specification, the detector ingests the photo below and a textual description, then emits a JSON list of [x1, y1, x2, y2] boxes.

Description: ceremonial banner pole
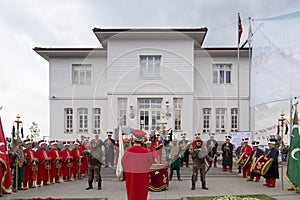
[[279, 112, 286, 190]]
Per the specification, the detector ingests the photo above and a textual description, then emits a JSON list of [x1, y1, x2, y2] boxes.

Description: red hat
[[51, 140, 58, 145], [155, 133, 160, 137], [63, 141, 70, 146], [38, 140, 47, 146], [132, 130, 146, 141], [244, 138, 249, 142], [73, 140, 80, 145], [24, 139, 32, 145]]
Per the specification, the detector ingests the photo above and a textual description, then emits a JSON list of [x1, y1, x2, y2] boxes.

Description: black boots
[[98, 180, 102, 190], [86, 180, 93, 190], [202, 182, 209, 190], [191, 177, 195, 190]]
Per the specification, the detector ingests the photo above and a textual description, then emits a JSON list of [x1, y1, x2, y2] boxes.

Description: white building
[[34, 28, 251, 141]]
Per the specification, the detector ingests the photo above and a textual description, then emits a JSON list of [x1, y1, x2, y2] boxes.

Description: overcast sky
[[0, 0, 299, 139]]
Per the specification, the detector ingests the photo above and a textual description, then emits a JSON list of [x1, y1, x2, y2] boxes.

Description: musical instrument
[[149, 164, 169, 191], [236, 153, 250, 168], [251, 155, 273, 175]]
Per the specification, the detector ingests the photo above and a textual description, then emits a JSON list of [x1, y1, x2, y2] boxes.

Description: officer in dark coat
[[221, 135, 234, 172], [263, 138, 279, 187], [247, 141, 264, 182], [84, 139, 104, 190]]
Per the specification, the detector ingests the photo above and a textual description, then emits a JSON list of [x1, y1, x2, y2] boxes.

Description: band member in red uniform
[[122, 130, 154, 200], [48, 140, 62, 184], [152, 133, 163, 163], [247, 141, 264, 182], [79, 137, 89, 177], [241, 138, 252, 178], [263, 139, 279, 187], [35, 139, 51, 186], [22, 139, 38, 189], [61, 141, 73, 182], [192, 133, 202, 148], [71, 140, 83, 180]]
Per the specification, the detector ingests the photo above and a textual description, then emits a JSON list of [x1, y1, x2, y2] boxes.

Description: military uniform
[[11, 143, 25, 192], [85, 139, 104, 190], [263, 139, 279, 187], [190, 137, 208, 190], [22, 139, 38, 188], [221, 135, 234, 172], [247, 141, 264, 182]]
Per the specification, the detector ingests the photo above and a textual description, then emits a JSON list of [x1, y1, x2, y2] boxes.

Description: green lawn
[[186, 194, 276, 200]]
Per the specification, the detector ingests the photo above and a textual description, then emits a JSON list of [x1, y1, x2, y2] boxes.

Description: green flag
[[286, 107, 300, 191]]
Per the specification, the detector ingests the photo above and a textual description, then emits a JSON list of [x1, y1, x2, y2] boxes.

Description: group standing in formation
[[2, 127, 290, 199]]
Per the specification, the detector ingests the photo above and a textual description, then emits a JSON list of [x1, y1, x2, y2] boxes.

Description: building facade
[[34, 28, 250, 141]]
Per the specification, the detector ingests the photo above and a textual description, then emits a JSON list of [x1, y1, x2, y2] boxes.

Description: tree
[[28, 121, 40, 141]]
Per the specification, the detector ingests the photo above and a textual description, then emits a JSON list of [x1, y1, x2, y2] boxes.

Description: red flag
[[238, 13, 243, 44], [0, 117, 12, 194]]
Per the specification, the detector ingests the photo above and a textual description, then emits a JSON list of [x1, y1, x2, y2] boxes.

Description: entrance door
[[138, 99, 162, 132]]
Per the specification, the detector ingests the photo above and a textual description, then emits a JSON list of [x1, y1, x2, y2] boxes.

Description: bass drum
[[252, 155, 273, 176], [236, 152, 250, 168]]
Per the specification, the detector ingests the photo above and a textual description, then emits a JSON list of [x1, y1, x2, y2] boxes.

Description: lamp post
[[278, 112, 286, 190]]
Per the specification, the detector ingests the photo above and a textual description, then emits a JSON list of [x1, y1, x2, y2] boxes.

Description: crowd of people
[[2, 129, 297, 199]]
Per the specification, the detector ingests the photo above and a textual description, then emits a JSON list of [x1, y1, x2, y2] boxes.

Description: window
[[231, 108, 238, 132], [215, 108, 226, 133], [64, 108, 73, 133], [118, 98, 127, 126], [140, 56, 161, 78], [138, 99, 162, 131], [93, 108, 101, 134], [212, 64, 232, 84], [78, 108, 88, 133], [72, 64, 92, 84], [174, 98, 183, 131], [203, 108, 211, 133]]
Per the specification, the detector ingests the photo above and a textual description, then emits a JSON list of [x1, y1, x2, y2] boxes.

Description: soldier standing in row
[[85, 139, 104, 190], [104, 132, 115, 168], [178, 133, 189, 168], [48, 140, 61, 184], [22, 139, 38, 189], [241, 138, 252, 178], [61, 142, 73, 182], [247, 141, 264, 182], [206, 133, 218, 168], [221, 135, 234, 172], [263, 138, 279, 187], [36, 140, 51, 186], [71, 140, 83, 180], [190, 136, 209, 190], [10, 141, 25, 192]]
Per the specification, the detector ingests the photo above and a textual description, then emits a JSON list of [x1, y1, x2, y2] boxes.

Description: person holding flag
[[0, 116, 12, 196], [286, 102, 300, 193]]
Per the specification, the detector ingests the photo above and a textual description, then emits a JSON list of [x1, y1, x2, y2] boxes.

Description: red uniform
[[61, 148, 73, 181], [48, 148, 62, 183], [152, 140, 163, 163], [79, 143, 88, 176], [71, 146, 83, 180], [22, 148, 38, 188], [242, 144, 252, 178], [122, 145, 154, 200], [35, 147, 51, 186]]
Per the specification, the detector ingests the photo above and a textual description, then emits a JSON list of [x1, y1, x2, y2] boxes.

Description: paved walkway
[[3, 166, 299, 200]]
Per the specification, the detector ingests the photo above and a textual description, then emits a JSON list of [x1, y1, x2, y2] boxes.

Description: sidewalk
[[3, 166, 299, 200]]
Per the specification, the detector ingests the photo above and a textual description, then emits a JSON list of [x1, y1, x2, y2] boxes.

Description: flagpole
[[248, 17, 252, 135], [237, 13, 241, 131], [279, 113, 286, 190]]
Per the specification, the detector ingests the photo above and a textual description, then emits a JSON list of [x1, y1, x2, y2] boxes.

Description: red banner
[[0, 117, 12, 193]]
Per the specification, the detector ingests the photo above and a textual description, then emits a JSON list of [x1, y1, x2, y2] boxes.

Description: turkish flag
[[0, 117, 12, 194], [238, 13, 243, 44]]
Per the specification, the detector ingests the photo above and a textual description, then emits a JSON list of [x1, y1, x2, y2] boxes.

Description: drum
[[149, 164, 169, 192], [250, 157, 257, 172], [252, 155, 273, 175], [236, 153, 250, 168]]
